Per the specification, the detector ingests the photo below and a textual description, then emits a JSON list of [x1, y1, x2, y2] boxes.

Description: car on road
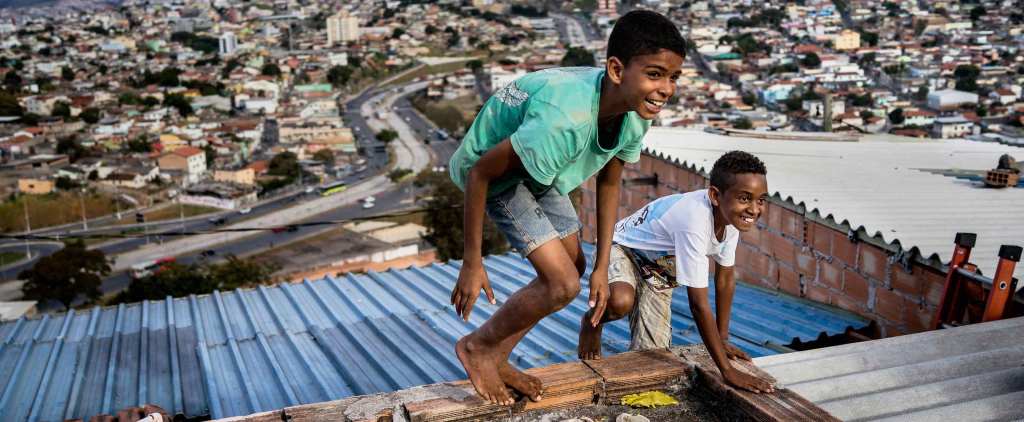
[[238, 207, 252, 214], [200, 250, 216, 257], [208, 216, 227, 225]]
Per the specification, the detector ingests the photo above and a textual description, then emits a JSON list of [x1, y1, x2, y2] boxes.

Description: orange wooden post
[[933, 233, 976, 329], [982, 245, 1021, 322]]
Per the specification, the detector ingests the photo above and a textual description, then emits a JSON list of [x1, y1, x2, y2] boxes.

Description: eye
[[757, 198, 767, 206], [738, 195, 751, 204], [647, 71, 662, 79]]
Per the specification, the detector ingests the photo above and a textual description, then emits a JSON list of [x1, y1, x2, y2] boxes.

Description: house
[[213, 168, 255, 186], [927, 89, 978, 111], [157, 146, 206, 185], [991, 89, 1018, 105], [903, 109, 937, 127], [932, 115, 975, 139]]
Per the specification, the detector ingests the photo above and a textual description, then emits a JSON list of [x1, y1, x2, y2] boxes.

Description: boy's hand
[[588, 267, 609, 327], [722, 368, 776, 394], [451, 262, 495, 321], [725, 342, 752, 361]]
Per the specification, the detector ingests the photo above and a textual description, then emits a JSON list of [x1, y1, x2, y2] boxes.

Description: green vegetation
[[388, 168, 413, 182], [0, 251, 26, 266], [376, 129, 399, 143], [19, 240, 110, 310], [888, 108, 905, 125], [0, 192, 121, 232], [414, 169, 507, 260], [561, 47, 596, 67], [110, 255, 280, 304]]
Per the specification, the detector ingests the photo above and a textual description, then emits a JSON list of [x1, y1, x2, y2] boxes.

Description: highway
[[1, 79, 458, 310]]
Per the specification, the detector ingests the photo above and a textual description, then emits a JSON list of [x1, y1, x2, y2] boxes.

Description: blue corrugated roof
[[0, 245, 868, 421]]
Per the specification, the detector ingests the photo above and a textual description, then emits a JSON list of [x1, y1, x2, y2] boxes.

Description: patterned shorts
[[608, 244, 674, 351]]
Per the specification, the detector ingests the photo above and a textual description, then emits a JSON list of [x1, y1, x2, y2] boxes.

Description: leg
[[578, 282, 636, 359], [578, 245, 640, 359], [495, 232, 587, 401], [457, 236, 582, 405]]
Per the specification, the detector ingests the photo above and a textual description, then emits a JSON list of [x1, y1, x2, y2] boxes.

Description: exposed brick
[[843, 269, 870, 303], [770, 233, 797, 268], [796, 248, 816, 278], [781, 209, 803, 240], [805, 286, 831, 305], [740, 224, 762, 248], [779, 265, 801, 297], [922, 269, 948, 308], [858, 246, 888, 281], [904, 299, 934, 333], [874, 287, 904, 322], [758, 224, 773, 252], [819, 260, 842, 290], [882, 323, 906, 338], [810, 222, 833, 254], [766, 203, 783, 232], [890, 264, 922, 295], [747, 250, 771, 282], [833, 293, 865, 314], [832, 231, 858, 267], [735, 243, 752, 267]]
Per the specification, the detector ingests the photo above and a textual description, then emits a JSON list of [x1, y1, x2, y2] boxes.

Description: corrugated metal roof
[[0, 245, 867, 421], [754, 316, 1024, 422], [643, 128, 1024, 280]]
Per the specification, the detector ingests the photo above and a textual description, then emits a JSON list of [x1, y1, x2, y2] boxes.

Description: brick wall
[[579, 153, 949, 337]]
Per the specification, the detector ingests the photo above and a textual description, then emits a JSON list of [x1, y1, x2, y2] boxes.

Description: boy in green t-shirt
[[448, 10, 687, 405]]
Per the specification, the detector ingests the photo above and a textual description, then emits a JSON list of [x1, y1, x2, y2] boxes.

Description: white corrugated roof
[[643, 127, 1024, 279], [754, 316, 1024, 421]]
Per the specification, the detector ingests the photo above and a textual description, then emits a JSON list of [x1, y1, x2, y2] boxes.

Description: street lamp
[[79, 188, 88, 231]]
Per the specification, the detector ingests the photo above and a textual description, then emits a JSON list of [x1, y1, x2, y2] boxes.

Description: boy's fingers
[[590, 293, 606, 326], [463, 295, 477, 321], [484, 282, 496, 304]]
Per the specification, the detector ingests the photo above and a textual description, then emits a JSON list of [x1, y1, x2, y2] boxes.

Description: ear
[[606, 56, 625, 85], [708, 185, 722, 207]]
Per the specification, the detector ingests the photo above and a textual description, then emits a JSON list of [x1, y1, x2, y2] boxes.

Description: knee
[[605, 292, 635, 320], [572, 252, 586, 279], [548, 273, 582, 308]]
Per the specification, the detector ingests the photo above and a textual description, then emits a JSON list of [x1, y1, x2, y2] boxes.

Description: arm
[[689, 286, 773, 393], [714, 263, 750, 361], [587, 157, 624, 326], [451, 139, 523, 320]]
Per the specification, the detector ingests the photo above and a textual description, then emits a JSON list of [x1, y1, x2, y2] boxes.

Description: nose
[[659, 79, 674, 99]]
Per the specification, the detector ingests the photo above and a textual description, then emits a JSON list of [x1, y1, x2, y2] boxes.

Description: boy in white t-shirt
[[577, 151, 775, 394]]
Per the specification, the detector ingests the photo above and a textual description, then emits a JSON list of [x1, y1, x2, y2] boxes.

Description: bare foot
[[497, 361, 543, 401], [577, 312, 604, 360], [456, 336, 514, 405]]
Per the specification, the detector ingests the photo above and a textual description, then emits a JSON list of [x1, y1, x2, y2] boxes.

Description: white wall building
[[927, 89, 978, 111], [219, 32, 237, 55], [327, 11, 360, 45]]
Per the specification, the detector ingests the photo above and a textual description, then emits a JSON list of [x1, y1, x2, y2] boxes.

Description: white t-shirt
[[613, 190, 739, 288]]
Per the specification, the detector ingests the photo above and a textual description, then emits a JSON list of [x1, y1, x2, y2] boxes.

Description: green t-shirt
[[449, 67, 649, 196]]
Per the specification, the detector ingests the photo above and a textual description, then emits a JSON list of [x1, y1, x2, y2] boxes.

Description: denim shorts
[[485, 183, 582, 257]]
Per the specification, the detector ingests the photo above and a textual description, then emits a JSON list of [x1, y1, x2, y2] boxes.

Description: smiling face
[[606, 49, 684, 120], [708, 173, 769, 233]]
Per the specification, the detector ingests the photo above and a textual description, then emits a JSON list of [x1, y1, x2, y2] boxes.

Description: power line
[[0, 204, 460, 242]]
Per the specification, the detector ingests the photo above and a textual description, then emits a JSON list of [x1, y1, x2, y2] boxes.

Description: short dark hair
[[607, 10, 688, 65], [710, 151, 767, 192]]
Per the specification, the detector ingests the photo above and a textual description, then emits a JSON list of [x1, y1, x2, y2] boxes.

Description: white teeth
[[742, 217, 754, 223], [646, 99, 665, 107]]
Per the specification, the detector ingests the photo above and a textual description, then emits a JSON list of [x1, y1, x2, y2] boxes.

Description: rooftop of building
[[0, 244, 867, 421], [643, 127, 1024, 280]]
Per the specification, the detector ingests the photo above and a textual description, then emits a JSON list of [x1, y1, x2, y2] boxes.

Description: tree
[[326, 65, 353, 88], [268, 151, 300, 178], [0, 91, 23, 116], [860, 31, 879, 47], [955, 77, 978, 93], [261, 63, 281, 77], [734, 117, 753, 130], [126, 136, 151, 153], [888, 108, 905, 125], [158, 67, 181, 87], [55, 176, 78, 190], [415, 169, 507, 260], [61, 65, 75, 81], [969, 6, 986, 21], [800, 52, 821, 68], [51, 101, 72, 119], [115, 255, 278, 303], [851, 93, 873, 107], [560, 47, 596, 67], [859, 110, 874, 120], [57, 136, 86, 162], [914, 86, 929, 102], [313, 149, 335, 166], [19, 240, 109, 310], [376, 129, 399, 143], [80, 107, 101, 124], [466, 59, 484, 72], [163, 93, 193, 117], [3, 71, 22, 93], [392, 28, 406, 39]]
